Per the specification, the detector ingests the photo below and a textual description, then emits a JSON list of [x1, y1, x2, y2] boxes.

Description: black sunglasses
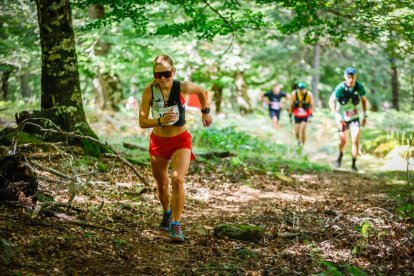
[[153, 71, 173, 79]]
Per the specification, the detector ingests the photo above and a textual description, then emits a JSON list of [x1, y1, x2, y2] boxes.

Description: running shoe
[[158, 212, 172, 231], [335, 160, 341, 168], [171, 224, 184, 242]]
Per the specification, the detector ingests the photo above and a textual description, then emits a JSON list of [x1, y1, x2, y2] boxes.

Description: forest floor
[[1, 107, 413, 275]]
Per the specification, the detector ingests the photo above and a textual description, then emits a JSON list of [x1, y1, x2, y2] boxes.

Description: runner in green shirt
[[328, 67, 368, 171]]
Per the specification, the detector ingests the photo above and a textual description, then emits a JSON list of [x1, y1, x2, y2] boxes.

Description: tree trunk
[[88, 4, 122, 111], [211, 83, 223, 113], [0, 71, 11, 100], [30, 0, 97, 138], [369, 89, 379, 112], [20, 72, 31, 98], [389, 57, 399, 110], [311, 43, 321, 107], [94, 71, 122, 111], [411, 69, 414, 106], [234, 71, 252, 114]]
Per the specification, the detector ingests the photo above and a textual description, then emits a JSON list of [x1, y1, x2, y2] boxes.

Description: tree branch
[[17, 118, 150, 189]]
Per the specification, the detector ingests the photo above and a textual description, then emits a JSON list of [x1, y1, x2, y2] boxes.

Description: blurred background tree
[[0, 0, 413, 114]]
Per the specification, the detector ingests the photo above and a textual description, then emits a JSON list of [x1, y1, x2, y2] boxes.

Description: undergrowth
[[192, 125, 330, 176]]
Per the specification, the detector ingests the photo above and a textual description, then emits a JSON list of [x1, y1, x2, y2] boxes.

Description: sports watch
[[201, 107, 210, 114]]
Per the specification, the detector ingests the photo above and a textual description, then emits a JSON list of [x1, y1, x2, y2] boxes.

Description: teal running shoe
[[171, 224, 184, 242], [158, 212, 172, 231]]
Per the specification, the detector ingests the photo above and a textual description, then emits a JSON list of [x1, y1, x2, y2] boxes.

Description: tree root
[[17, 118, 150, 189], [48, 211, 115, 232]]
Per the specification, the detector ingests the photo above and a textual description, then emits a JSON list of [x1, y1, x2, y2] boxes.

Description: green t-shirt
[[333, 81, 366, 121]]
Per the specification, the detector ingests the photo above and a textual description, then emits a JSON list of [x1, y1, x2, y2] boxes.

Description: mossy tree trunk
[[389, 57, 399, 111], [0, 71, 11, 100], [311, 43, 321, 108], [234, 71, 252, 114], [211, 83, 223, 113], [89, 4, 123, 111], [26, 0, 97, 138], [20, 72, 32, 98], [0, 64, 16, 100]]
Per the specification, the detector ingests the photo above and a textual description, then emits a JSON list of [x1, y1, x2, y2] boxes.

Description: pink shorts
[[149, 130, 196, 160]]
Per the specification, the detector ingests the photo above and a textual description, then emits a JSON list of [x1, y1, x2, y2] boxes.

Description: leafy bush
[[192, 125, 329, 175], [192, 125, 273, 153], [361, 129, 413, 157]]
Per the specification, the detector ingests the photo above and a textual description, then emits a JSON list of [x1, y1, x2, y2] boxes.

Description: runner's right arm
[[262, 92, 270, 105], [289, 91, 296, 115], [139, 86, 177, 128], [328, 91, 342, 122]]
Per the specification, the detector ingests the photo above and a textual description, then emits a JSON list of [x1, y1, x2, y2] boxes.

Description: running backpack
[[294, 90, 310, 109], [338, 82, 360, 105]]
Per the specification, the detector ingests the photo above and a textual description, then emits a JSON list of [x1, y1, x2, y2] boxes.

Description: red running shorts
[[149, 130, 195, 160]]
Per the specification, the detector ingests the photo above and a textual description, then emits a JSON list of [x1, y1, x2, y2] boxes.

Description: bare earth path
[[1, 109, 413, 275], [1, 160, 413, 275]]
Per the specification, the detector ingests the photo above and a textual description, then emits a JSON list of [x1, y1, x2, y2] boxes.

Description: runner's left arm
[[361, 96, 368, 126], [183, 81, 212, 127], [309, 93, 315, 115]]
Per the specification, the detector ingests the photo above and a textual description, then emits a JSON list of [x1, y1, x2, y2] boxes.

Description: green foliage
[[73, 156, 98, 171], [234, 247, 257, 259], [317, 260, 343, 276], [346, 265, 368, 276], [81, 140, 107, 157], [70, 0, 413, 113], [193, 125, 267, 152], [113, 238, 127, 249], [352, 219, 371, 256], [361, 111, 414, 156], [361, 131, 399, 157], [97, 161, 108, 172], [34, 192, 54, 202], [193, 125, 330, 177], [318, 261, 368, 276], [0, 2, 41, 100], [75, 0, 264, 39], [397, 203, 414, 219], [308, 242, 367, 276], [258, 0, 414, 55], [4, 131, 44, 145], [125, 156, 149, 166]]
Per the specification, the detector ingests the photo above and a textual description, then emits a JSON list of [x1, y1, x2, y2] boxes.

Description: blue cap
[[344, 67, 357, 75], [297, 82, 306, 89]]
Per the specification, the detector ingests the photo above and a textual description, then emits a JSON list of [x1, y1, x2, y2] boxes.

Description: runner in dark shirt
[[262, 84, 288, 129]]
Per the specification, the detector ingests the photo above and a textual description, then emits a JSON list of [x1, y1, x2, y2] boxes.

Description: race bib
[[345, 108, 358, 118], [152, 105, 179, 125], [270, 101, 280, 110]]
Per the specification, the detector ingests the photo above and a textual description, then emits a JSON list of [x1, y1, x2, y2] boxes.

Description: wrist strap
[[157, 118, 162, 127]]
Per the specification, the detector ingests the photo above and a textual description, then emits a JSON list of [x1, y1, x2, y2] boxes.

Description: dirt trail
[[1, 159, 413, 275], [230, 111, 406, 173], [1, 109, 413, 275]]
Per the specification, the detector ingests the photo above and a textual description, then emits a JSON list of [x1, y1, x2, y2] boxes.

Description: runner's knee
[[171, 176, 184, 191], [156, 179, 169, 192]]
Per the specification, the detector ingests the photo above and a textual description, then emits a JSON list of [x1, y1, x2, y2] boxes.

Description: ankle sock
[[164, 209, 172, 216], [337, 151, 343, 162], [352, 158, 357, 167], [171, 221, 181, 226]]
